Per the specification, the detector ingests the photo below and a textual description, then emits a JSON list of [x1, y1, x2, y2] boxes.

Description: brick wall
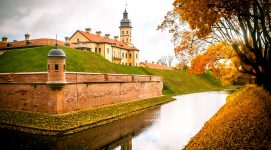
[[0, 72, 163, 114]]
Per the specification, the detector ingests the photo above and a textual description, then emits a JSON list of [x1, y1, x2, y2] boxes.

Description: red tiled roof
[[0, 38, 65, 50], [77, 30, 139, 51], [140, 62, 171, 70]]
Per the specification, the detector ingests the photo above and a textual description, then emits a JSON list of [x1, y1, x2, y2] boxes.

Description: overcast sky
[[0, 0, 177, 65]]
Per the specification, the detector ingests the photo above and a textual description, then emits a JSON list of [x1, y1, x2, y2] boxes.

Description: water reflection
[[0, 91, 228, 150], [0, 106, 160, 150]]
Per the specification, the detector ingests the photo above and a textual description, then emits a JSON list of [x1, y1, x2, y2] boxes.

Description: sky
[[0, 0, 177, 65]]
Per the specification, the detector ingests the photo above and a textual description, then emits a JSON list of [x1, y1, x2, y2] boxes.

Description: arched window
[[55, 64, 59, 71]]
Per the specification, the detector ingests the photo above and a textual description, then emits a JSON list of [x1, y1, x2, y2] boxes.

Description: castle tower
[[47, 47, 67, 85], [120, 8, 132, 46]]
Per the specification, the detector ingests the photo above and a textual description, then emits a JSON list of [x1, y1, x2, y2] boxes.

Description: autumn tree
[[159, 0, 271, 92], [189, 42, 245, 85]]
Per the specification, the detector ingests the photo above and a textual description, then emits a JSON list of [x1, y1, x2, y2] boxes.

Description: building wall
[[104, 43, 113, 62], [83, 42, 98, 53], [69, 32, 89, 43], [0, 72, 163, 114]]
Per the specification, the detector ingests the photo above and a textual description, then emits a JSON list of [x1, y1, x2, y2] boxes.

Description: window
[[63, 65, 66, 71], [126, 63, 127, 65], [136, 54, 138, 58], [126, 31, 128, 34], [129, 63, 132, 66], [99, 48, 101, 54], [122, 31, 124, 34], [126, 38, 128, 43], [95, 47, 97, 53], [125, 53, 127, 58], [77, 38, 80, 42], [55, 64, 59, 71], [129, 53, 132, 58], [48, 65, 50, 71], [107, 48, 109, 54], [122, 52, 124, 57]]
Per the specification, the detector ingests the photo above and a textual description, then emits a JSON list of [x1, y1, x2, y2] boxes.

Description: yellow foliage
[[185, 86, 271, 149], [189, 42, 244, 85]]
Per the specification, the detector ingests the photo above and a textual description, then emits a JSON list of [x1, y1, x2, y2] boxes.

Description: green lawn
[[0, 46, 223, 95]]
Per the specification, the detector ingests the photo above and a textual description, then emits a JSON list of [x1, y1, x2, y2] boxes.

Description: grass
[[184, 85, 271, 149], [0, 95, 174, 135], [0, 46, 223, 95]]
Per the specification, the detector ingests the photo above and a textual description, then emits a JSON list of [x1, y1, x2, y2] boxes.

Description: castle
[[0, 9, 139, 66], [67, 8, 139, 66]]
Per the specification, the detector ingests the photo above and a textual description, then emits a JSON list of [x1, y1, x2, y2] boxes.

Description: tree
[[189, 42, 245, 85], [159, 0, 271, 92], [158, 55, 174, 66], [167, 55, 174, 67], [158, 56, 167, 65]]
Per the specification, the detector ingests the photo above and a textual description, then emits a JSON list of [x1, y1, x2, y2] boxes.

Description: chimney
[[7, 42, 12, 47], [96, 31, 102, 36], [25, 33, 30, 41], [114, 36, 119, 40], [64, 37, 69, 43], [145, 60, 148, 63], [85, 28, 91, 33], [105, 33, 110, 38], [2, 36, 8, 43]]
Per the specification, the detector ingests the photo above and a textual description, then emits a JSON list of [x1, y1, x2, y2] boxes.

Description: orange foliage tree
[[189, 42, 243, 85], [159, 0, 271, 92]]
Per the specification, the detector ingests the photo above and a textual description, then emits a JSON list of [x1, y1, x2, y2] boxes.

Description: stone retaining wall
[[0, 72, 163, 114]]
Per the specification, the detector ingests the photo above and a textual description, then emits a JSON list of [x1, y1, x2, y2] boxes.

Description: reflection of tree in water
[[0, 106, 161, 150]]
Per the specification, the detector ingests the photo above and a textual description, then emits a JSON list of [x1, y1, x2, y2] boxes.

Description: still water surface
[[0, 91, 228, 150]]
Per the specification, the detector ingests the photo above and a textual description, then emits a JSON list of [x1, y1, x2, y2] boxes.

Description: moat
[[0, 91, 228, 149]]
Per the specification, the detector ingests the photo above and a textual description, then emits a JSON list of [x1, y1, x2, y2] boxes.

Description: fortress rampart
[[0, 72, 163, 114]]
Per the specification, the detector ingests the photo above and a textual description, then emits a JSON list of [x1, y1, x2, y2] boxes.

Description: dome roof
[[120, 8, 132, 28], [48, 48, 67, 57]]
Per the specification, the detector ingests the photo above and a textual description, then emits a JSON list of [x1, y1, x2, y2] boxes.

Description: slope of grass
[[0, 46, 223, 95], [185, 85, 271, 149]]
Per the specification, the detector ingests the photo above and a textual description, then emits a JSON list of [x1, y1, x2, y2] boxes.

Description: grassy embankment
[[0, 46, 223, 95], [0, 96, 174, 135], [185, 85, 271, 149], [0, 46, 224, 135]]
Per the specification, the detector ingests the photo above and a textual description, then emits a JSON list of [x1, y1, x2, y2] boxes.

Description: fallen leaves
[[185, 85, 271, 149]]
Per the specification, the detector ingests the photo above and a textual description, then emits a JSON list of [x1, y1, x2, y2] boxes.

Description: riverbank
[[185, 85, 271, 149], [0, 95, 174, 135]]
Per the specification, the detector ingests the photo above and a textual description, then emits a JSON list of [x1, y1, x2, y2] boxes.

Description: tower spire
[[119, 6, 132, 45]]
